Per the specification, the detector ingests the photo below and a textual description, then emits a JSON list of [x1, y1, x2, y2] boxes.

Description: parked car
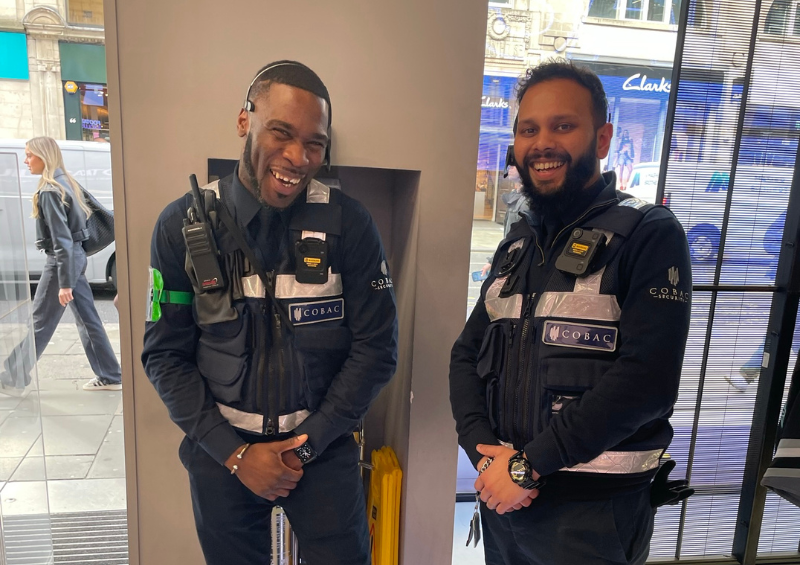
[[0, 139, 117, 289], [622, 161, 791, 267]]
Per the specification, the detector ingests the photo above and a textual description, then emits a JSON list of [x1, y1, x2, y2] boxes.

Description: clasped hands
[[225, 434, 307, 501], [474, 444, 540, 515]]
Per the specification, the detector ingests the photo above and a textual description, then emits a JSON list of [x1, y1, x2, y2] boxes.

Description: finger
[[486, 496, 499, 511], [519, 497, 533, 508], [474, 477, 484, 492], [528, 489, 540, 500], [480, 489, 492, 504], [277, 435, 308, 453], [280, 469, 304, 483], [512, 503, 523, 510], [274, 479, 301, 490], [476, 444, 503, 457]]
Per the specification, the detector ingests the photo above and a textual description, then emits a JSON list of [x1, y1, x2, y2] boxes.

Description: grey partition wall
[[105, 1, 488, 564]]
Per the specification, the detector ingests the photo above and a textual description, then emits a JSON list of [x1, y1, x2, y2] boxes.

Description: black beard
[[519, 139, 598, 218], [242, 132, 272, 210]]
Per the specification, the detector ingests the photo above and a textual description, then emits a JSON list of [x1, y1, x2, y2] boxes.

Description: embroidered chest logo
[[290, 298, 344, 325], [649, 266, 690, 303], [542, 321, 617, 352]]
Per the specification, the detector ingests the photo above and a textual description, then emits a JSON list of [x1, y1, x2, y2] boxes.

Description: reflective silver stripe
[[275, 271, 342, 299], [499, 440, 514, 449], [764, 467, 800, 479], [777, 438, 800, 450], [561, 449, 662, 474], [775, 438, 800, 459], [217, 403, 311, 434], [535, 292, 621, 322], [303, 179, 331, 241], [306, 179, 330, 203], [242, 274, 266, 298], [241, 271, 343, 299], [485, 276, 524, 322], [574, 266, 606, 294]]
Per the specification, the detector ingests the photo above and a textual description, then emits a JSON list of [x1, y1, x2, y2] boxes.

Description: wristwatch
[[508, 450, 545, 490], [293, 440, 318, 465]]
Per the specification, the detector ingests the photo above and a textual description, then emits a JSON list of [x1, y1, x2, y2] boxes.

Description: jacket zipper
[[513, 293, 536, 446], [270, 308, 285, 437], [501, 321, 515, 439], [262, 273, 278, 436]]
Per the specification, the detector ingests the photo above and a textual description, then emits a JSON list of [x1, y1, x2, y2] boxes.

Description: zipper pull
[[266, 418, 275, 435], [274, 311, 281, 329], [523, 293, 536, 318]]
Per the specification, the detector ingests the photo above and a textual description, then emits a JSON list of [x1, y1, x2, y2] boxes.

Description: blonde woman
[[0, 137, 121, 391]]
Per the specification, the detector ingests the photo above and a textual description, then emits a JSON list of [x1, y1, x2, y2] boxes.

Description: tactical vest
[[478, 196, 668, 477], [188, 176, 350, 438]]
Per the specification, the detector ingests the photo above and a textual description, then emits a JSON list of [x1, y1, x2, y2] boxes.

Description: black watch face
[[510, 458, 530, 483]]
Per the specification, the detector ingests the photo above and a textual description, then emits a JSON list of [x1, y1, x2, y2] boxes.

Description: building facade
[[477, 0, 681, 221], [0, 0, 107, 142]]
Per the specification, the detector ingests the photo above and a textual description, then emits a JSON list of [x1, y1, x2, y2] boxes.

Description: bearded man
[[449, 60, 692, 565]]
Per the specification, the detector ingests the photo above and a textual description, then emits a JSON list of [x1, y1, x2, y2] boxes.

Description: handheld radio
[[183, 174, 225, 292]]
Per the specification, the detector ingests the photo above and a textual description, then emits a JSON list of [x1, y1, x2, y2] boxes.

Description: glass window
[[588, 0, 619, 19], [79, 83, 110, 142], [626, 0, 644, 19], [67, 0, 104, 26], [649, 0, 667, 21], [765, 0, 790, 34], [794, 2, 800, 34]]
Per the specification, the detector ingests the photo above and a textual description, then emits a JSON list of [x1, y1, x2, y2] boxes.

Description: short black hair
[[247, 60, 332, 127], [515, 59, 608, 129]]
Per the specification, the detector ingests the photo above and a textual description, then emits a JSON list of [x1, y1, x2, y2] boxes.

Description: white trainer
[[82, 377, 122, 391]]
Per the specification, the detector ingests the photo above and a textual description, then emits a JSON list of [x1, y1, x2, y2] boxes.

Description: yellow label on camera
[[571, 242, 589, 256], [304, 257, 321, 267]]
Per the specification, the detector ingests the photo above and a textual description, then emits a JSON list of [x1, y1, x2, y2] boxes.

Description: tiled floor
[[0, 323, 126, 518]]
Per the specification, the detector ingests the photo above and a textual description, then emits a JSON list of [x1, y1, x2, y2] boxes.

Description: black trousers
[[179, 434, 370, 565], [480, 486, 655, 565]]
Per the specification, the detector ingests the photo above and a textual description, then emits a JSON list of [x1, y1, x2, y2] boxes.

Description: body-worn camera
[[555, 228, 606, 276], [295, 237, 328, 284]]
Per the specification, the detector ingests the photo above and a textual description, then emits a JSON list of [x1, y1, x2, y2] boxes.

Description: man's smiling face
[[513, 78, 612, 207], [237, 82, 329, 208]]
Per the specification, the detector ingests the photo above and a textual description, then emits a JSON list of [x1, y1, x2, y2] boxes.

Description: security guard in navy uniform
[[142, 61, 398, 565], [449, 60, 693, 564]]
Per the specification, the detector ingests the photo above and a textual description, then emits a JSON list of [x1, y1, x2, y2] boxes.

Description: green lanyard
[[147, 267, 194, 322]]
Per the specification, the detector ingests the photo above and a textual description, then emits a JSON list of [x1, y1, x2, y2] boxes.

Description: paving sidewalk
[[0, 323, 126, 517]]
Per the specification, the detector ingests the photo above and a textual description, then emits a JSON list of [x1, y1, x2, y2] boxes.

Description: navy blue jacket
[[450, 173, 692, 495], [142, 171, 398, 465]]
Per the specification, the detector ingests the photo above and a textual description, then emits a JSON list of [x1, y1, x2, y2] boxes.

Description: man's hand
[[58, 288, 74, 307], [282, 449, 303, 471], [475, 444, 540, 515], [225, 435, 307, 501]]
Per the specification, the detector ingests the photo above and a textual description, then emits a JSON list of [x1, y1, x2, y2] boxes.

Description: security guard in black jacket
[[449, 60, 692, 565], [142, 61, 398, 565]]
